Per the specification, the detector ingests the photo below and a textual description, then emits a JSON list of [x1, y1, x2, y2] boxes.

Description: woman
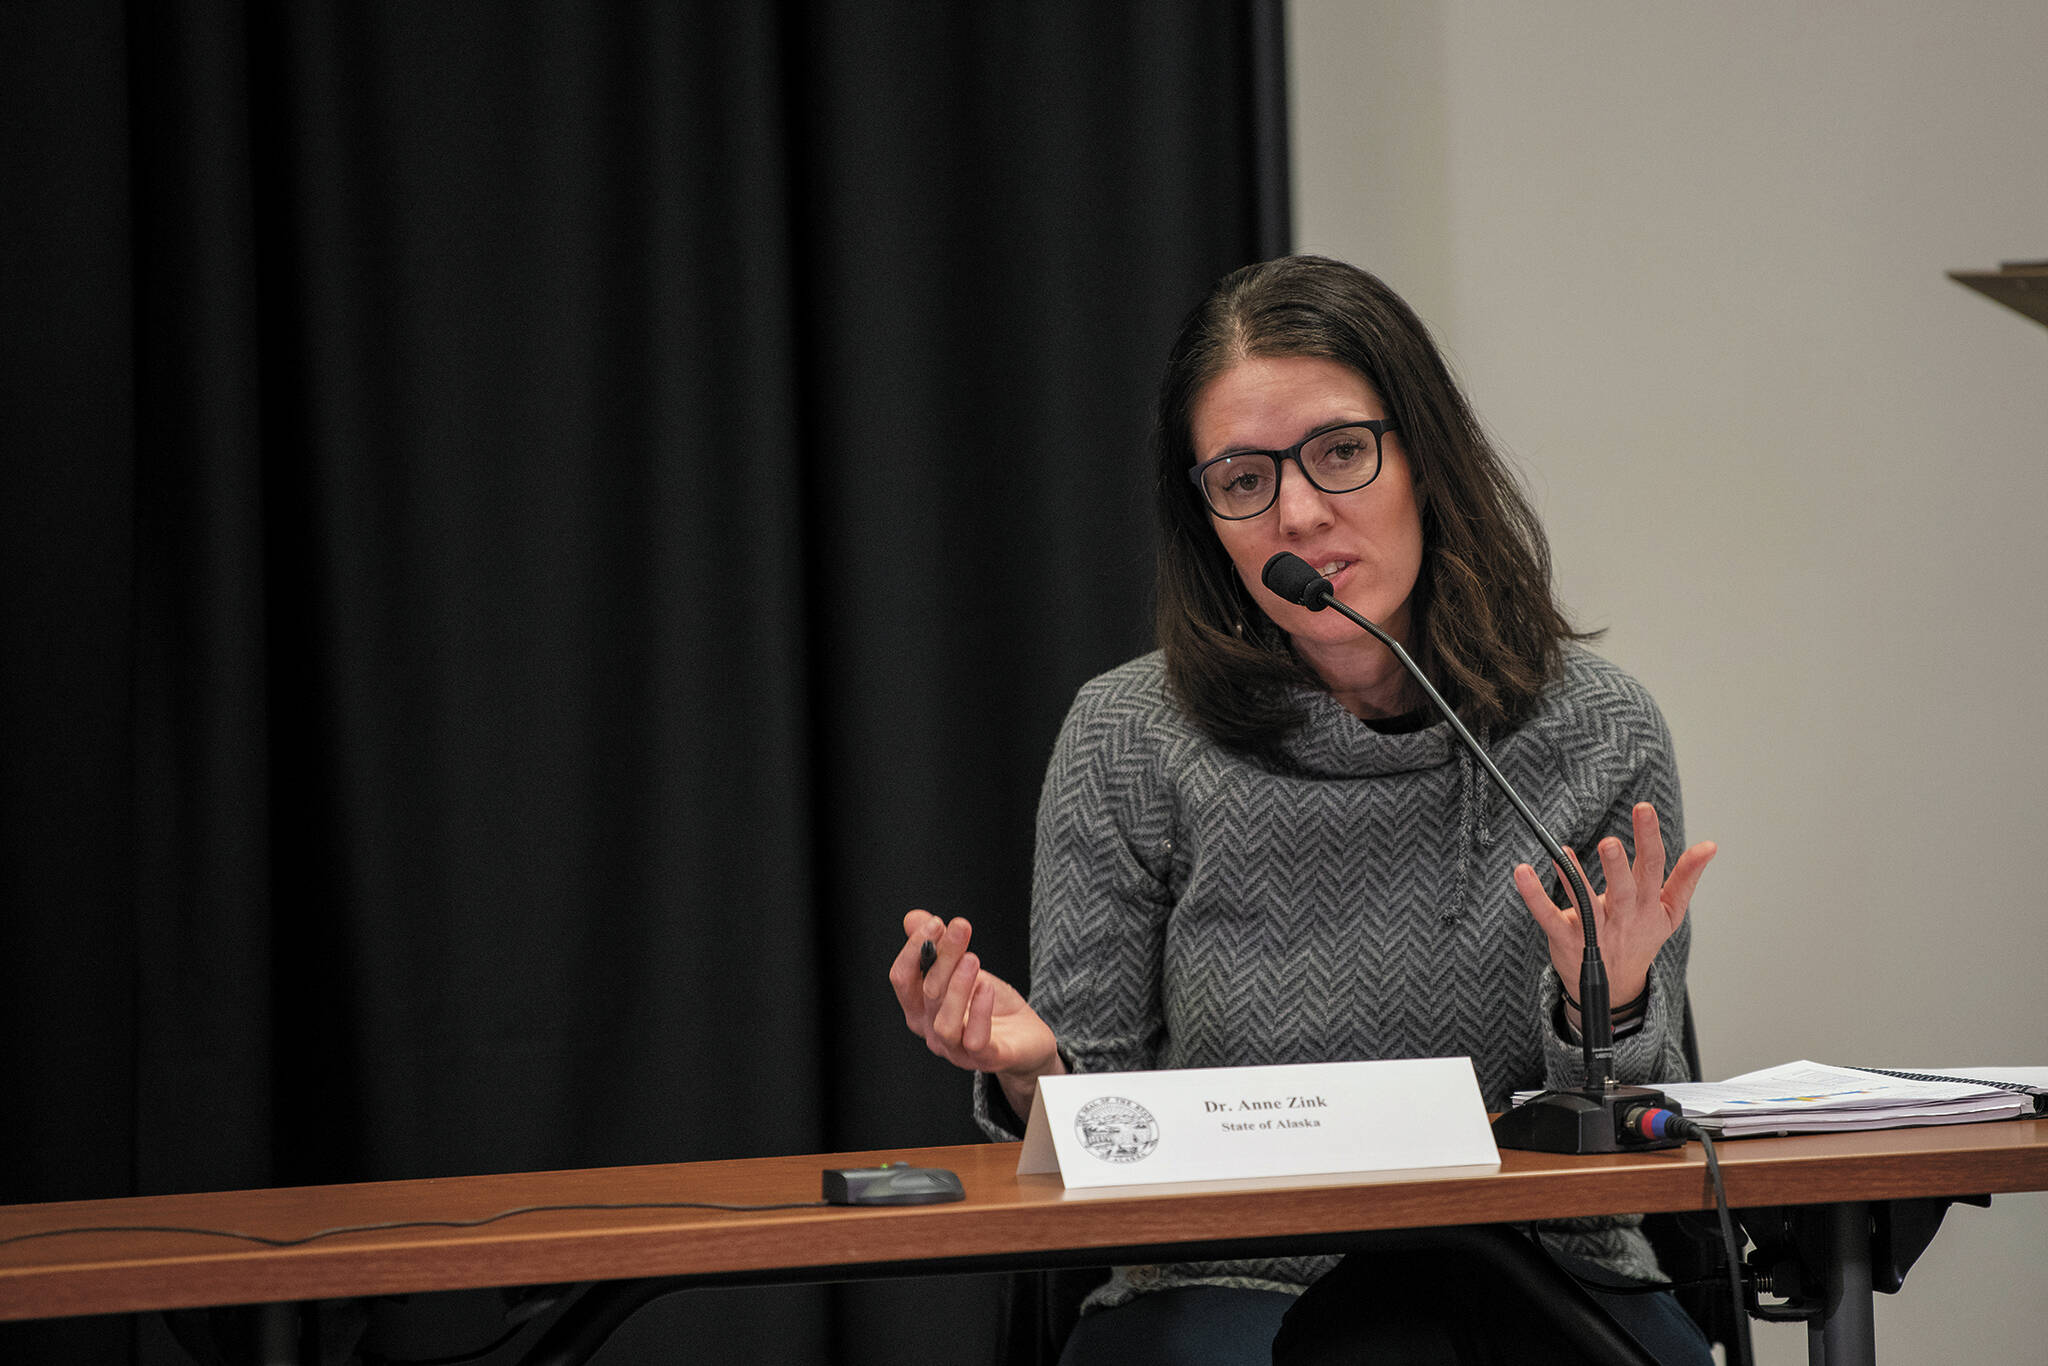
[[888, 256, 1717, 1364]]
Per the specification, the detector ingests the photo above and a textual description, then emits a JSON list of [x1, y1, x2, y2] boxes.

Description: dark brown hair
[[1154, 255, 1593, 756]]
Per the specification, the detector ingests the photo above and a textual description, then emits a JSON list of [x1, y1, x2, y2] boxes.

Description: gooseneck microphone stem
[[1340, 604, 1613, 1085], [1259, 552, 1673, 1153], [1259, 553, 1612, 1093]]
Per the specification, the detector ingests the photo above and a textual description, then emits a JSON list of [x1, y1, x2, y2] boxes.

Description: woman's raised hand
[[890, 911, 1061, 1093], [1511, 802, 1716, 1009]]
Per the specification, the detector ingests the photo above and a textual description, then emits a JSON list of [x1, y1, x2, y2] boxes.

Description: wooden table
[[5, 1119, 2046, 1363]]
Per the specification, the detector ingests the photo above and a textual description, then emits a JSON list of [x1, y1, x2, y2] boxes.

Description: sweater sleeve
[[1535, 668, 1694, 1093], [973, 669, 1177, 1141]]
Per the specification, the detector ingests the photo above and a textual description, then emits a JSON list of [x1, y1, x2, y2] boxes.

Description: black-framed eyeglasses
[[1185, 419, 1399, 520]]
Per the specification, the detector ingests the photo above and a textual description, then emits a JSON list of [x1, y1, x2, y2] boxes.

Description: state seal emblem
[[1074, 1095, 1159, 1164]]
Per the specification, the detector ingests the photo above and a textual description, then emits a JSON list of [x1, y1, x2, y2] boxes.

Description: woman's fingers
[[927, 950, 982, 1060], [1630, 803, 1667, 893], [1514, 863, 1586, 975], [890, 910, 1056, 1080], [1513, 863, 1566, 930], [1510, 809, 1717, 1008], [1663, 841, 1718, 919], [1595, 835, 1635, 925], [962, 971, 999, 1055], [890, 912, 947, 1031], [934, 952, 1022, 1073], [1559, 847, 1593, 909], [1517, 850, 1601, 1000], [921, 916, 973, 1009]]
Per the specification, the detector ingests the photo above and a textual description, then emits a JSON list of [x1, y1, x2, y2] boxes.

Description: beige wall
[[1289, 2, 2048, 1362]]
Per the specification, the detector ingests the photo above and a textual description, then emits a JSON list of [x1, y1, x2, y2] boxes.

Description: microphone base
[[1492, 1085, 1685, 1154]]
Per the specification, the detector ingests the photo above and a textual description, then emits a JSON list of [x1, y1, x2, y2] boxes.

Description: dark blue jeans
[[1057, 1248, 1714, 1366]]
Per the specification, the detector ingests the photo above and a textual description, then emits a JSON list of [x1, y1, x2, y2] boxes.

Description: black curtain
[[1, 2, 1287, 1362]]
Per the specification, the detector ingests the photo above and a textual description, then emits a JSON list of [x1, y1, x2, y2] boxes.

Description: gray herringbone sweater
[[974, 646, 1691, 1309]]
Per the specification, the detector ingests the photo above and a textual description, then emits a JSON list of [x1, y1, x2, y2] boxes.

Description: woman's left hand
[[1511, 801, 1715, 1009]]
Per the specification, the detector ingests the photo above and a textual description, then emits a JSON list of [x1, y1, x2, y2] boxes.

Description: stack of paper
[[1648, 1061, 2032, 1137], [1511, 1061, 2042, 1137]]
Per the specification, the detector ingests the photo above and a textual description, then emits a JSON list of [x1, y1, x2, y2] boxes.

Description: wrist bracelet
[[1558, 1000, 1650, 1045], [1560, 983, 1648, 1018]]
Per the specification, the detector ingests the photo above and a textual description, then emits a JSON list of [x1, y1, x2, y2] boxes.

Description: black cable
[[1532, 1111, 1754, 1366], [0, 1199, 831, 1251], [1645, 1113, 1752, 1366], [1695, 1129, 1752, 1366]]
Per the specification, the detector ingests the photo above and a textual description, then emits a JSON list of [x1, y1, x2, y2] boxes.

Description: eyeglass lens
[[1198, 424, 1382, 518]]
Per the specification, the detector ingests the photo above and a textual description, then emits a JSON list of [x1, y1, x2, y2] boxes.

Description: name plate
[[1018, 1057, 1498, 1188]]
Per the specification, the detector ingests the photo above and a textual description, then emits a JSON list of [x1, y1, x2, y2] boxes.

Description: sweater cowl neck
[[1277, 687, 1460, 779]]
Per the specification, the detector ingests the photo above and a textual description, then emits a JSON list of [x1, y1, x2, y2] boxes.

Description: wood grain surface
[[5, 1119, 2044, 1322]]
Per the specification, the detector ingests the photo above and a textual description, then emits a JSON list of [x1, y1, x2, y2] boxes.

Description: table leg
[[1806, 1200, 1875, 1366], [246, 1301, 305, 1365]]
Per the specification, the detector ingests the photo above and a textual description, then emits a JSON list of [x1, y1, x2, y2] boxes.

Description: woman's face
[[1191, 354, 1426, 666]]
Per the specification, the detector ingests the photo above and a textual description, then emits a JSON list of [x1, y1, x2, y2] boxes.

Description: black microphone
[[1259, 551, 1683, 1154], [1262, 551, 1336, 610]]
